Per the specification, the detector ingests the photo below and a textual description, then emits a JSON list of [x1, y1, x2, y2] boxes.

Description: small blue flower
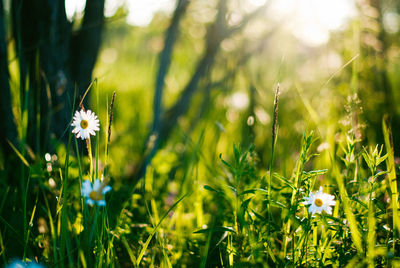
[[6, 260, 44, 268], [82, 178, 112, 206]]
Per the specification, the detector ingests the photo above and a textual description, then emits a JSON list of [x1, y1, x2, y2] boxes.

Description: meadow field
[[1, 0, 400, 267]]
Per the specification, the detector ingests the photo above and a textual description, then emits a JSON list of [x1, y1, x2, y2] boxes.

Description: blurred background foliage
[[1, 0, 400, 266], [89, 0, 400, 182]]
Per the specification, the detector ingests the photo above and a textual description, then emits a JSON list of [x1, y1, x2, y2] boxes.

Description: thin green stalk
[[58, 169, 73, 267], [86, 137, 93, 181], [41, 187, 59, 265], [74, 138, 84, 213], [367, 184, 376, 267], [89, 206, 100, 245], [95, 80, 99, 181], [0, 230, 6, 264], [100, 207, 111, 266], [121, 236, 138, 267], [22, 189, 38, 262], [268, 83, 280, 233], [95, 134, 99, 180], [383, 118, 399, 246], [75, 136, 89, 266], [74, 138, 83, 180], [136, 194, 188, 266], [200, 226, 213, 268], [266, 84, 280, 263], [60, 130, 74, 266], [332, 160, 363, 254], [22, 172, 31, 261], [105, 91, 116, 178], [284, 145, 303, 257], [283, 132, 314, 262], [304, 215, 312, 266]]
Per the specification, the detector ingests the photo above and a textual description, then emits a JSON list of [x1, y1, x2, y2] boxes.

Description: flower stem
[[87, 137, 93, 181]]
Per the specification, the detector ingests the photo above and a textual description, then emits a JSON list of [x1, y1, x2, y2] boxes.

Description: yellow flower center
[[314, 198, 323, 207], [80, 120, 89, 129], [89, 191, 103, 201]]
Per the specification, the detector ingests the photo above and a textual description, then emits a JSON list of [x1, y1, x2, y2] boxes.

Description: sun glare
[[65, 0, 356, 46], [64, 0, 128, 21], [269, 0, 357, 46], [126, 0, 175, 26], [65, 0, 86, 20]]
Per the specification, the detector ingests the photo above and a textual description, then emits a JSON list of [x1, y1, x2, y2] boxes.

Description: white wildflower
[[71, 109, 100, 140], [303, 186, 336, 215]]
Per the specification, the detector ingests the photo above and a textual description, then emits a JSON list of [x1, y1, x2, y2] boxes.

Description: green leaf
[[203, 185, 224, 195], [270, 200, 286, 209], [324, 215, 344, 225], [351, 197, 368, 209], [375, 170, 389, 177], [273, 173, 296, 190], [219, 154, 234, 171], [372, 198, 386, 213], [302, 169, 328, 176], [233, 144, 241, 164], [227, 185, 237, 193], [239, 189, 256, 195], [241, 198, 252, 210], [238, 188, 268, 196], [251, 209, 266, 222], [194, 226, 236, 234], [284, 204, 299, 223], [7, 140, 30, 167]]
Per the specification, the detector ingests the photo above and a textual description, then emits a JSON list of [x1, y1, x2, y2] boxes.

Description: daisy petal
[[86, 199, 95, 206], [82, 180, 93, 196], [102, 185, 112, 194], [93, 179, 101, 191], [97, 200, 106, 206]]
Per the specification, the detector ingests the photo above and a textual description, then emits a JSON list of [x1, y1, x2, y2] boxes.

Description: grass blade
[[383, 117, 400, 240], [136, 193, 188, 266]]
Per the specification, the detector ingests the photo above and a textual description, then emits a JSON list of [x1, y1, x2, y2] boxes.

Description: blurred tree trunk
[[0, 0, 104, 256], [131, 0, 228, 185], [137, 0, 190, 186], [0, 0, 17, 156], [131, 0, 269, 186], [152, 0, 190, 139], [358, 0, 399, 145], [7, 0, 104, 154]]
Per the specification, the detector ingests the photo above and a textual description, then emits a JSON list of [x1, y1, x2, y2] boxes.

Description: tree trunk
[[9, 0, 105, 153], [130, 0, 270, 186], [0, 0, 18, 156]]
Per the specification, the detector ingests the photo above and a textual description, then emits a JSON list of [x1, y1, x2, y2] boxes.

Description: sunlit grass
[[2, 2, 400, 266], [2, 80, 400, 266]]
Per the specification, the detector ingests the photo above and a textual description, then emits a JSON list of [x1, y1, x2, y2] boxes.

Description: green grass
[[2, 80, 400, 267], [3, 7, 400, 267]]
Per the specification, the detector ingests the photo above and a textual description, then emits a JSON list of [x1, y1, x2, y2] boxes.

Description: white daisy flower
[[71, 109, 100, 140], [303, 186, 336, 215], [82, 178, 112, 206]]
